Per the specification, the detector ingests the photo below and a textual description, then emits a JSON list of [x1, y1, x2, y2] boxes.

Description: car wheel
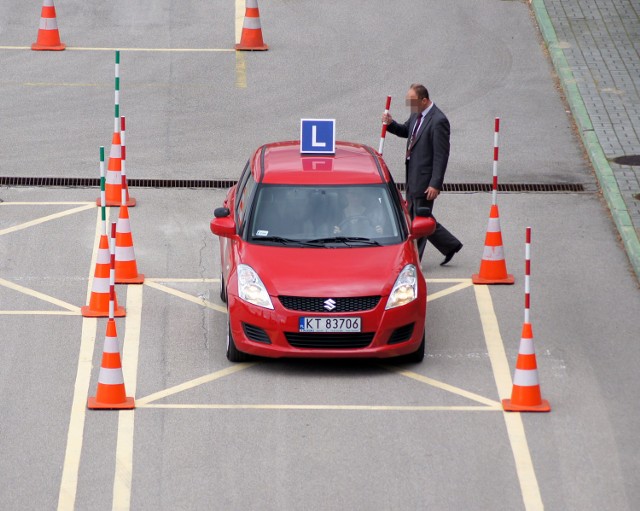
[[226, 316, 250, 362], [396, 330, 425, 363], [219, 273, 227, 303]]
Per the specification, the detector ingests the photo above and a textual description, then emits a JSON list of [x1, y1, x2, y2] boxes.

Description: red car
[[210, 140, 436, 362]]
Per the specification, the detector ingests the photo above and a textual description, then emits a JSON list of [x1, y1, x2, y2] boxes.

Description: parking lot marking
[[427, 279, 474, 302], [113, 285, 143, 511], [136, 364, 257, 406], [0, 277, 80, 313], [0, 46, 234, 52], [384, 366, 501, 407], [57, 208, 103, 511], [474, 285, 544, 511], [139, 404, 498, 411], [144, 280, 227, 313], [0, 203, 94, 236], [145, 278, 218, 283]]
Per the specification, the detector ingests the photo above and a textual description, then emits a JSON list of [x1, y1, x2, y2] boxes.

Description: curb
[[530, 0, 640, 283]]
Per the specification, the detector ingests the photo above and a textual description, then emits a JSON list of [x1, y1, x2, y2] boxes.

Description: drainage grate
[[0, 176, 586, 193]]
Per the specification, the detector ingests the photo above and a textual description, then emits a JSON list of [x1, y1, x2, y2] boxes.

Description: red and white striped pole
[[109, 221, 117, 320], [378, 95, 392, 154], [120, 116, 128, 207], [524, 226, 531, 325], [492, 117, 500, 206]]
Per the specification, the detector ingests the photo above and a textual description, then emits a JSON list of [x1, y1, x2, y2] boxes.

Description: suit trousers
[[409, 196, 461, 261]]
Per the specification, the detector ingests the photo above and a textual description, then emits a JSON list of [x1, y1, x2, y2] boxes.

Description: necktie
[[406, 113, 423, 160]]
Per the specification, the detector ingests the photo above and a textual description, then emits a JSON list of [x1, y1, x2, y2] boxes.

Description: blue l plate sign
[[300, 119, 335, 154]]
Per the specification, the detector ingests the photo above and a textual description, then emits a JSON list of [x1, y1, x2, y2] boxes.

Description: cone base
[[116, 273, 145, 284], [235, 44, 268, 51], [502, 398, 550, 412], [96, 198, 137, 207], [87, 396, 135, 410], [31, 43, 66, 51], [81, 305, 126, 318], [472, 273, 515, 285]]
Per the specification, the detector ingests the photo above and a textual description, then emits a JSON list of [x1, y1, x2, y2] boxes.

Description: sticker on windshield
[[256, 230, 269, 236]]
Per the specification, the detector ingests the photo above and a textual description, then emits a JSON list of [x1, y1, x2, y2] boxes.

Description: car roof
[[251, 140, 391, 185]]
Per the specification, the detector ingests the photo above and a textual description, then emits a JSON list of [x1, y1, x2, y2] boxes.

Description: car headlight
[[385, 264, 419, 309], [237, 264, 274, 309]]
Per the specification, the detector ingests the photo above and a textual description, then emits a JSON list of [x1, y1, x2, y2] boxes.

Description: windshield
[[248, 185, 403, 246]]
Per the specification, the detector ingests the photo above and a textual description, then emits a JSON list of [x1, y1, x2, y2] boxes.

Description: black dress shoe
[[440, 243, 463, 266]]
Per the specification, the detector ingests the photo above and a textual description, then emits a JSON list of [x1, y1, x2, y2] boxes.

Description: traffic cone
[[235, 0, 268, 51], [502, 322, 550, 412], [81, 234, 126, 317], [115, 205, 144, 284], [31, 0, 65, 51], [96, 131, 135, 207], [88, 319, 135, 409], [472, 204, 514, 284]]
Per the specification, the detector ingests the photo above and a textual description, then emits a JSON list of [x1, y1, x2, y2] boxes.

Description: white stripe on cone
[[106, 172, 122, 185], [96, 249, 110, 264], [512, 369, 540, 386], [103, 336, 119, 354], [243, 17, 262, 29], [97, 367, 125, 385], [91, 277, 110, 293], [39, 18, 58, 30], [518, 337, 535, 355], [109, 145, 121, 158], [482, 245, 505, 260], [116, 245, 136, 262], [486, 217, 501, 232]]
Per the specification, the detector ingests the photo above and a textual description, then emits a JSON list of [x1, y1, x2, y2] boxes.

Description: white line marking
[[144, 280, 227, 313], [0, 201, 93, 205], [138, 404, 499, 411], [144, 278, 218, 283], [0, 277, 80, 312], [57, 208, 103, 511], [0, 46, 234, 52], [0, 310, 80, 315], [112, 285, 143, 511], [474, 285, 544, 511], [0, 203, 95, 236], [136, 364, 256, 406]]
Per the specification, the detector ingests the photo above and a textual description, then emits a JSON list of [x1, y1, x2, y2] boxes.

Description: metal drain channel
[[0, 176, 586, 193]]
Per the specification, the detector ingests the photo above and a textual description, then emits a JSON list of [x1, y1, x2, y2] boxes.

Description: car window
[[234, 160, 251, 214], [248, 185, 403, 246], [236, 173, 257, 233]]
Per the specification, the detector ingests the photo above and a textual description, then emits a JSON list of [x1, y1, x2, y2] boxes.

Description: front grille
[[285, 332, 374, 349], [279, 296, 380, 313], [242, 323, 271, 344], [387, 323, 415, 345]]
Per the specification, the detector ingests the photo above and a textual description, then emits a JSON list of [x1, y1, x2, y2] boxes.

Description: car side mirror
[[210, 215, 237, 238], [410, 216, 436, 239]]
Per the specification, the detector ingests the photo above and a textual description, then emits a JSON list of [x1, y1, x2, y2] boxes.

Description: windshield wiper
[[305, 237, 381, 246], [253, 236, 320, 247]]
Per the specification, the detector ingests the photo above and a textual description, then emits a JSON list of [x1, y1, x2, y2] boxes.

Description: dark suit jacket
[[387, 104, 450, 199]]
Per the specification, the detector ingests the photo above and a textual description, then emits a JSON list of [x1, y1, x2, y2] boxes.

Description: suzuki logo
[[323, 298, 336, 311]]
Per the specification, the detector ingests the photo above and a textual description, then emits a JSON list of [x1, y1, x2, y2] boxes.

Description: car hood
[[237, 244, 417, 297]]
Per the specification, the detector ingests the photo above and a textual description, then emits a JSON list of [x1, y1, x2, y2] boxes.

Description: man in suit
[[382, 83, 463, 265]]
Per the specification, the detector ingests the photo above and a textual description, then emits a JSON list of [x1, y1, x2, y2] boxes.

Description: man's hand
[[425, 187, 440, 201], [382, 112, 393, 125]]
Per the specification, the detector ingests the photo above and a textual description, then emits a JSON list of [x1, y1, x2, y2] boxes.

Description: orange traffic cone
[[472, 204, 514, 284], [96, 131, 135, 207], [88, 319, 135, 409], [502, 322, 550, 412], [31, 0, 65, 51], [115, 205, 144, 284], [81, 234, 126, 317], [235, 0, 268, 51]]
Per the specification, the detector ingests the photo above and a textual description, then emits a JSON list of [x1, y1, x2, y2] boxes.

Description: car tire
[[219, 273, 227, 303], [396, 330, 425, 363], [227, 317, 250, 363]]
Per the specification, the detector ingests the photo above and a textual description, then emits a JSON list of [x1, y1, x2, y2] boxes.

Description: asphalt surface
[[1, 1, 639, 510]]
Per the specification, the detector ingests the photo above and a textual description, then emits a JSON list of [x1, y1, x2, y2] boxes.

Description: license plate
[[299, 317, 361, 333]]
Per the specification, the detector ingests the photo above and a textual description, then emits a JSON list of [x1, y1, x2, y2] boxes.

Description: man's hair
[[410, 83, 430, 100]]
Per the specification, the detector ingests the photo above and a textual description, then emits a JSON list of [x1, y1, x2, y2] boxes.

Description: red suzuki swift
[[210, 140, 435, 362]]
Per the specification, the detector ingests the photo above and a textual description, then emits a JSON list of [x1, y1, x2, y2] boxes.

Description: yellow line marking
[[113, 285, 143, 511], [145, 278, 218, 283], [0, 203, 95, 236], [0, 201, 93, 205], [144, 280, 227, 313], [426, 278, 470, 283], [57, 208, 102, 511], [0, 46, 234, 52], [384, 365, 501, 407], [0, 277, 80, 312], [0, 310, 80, 315], [474, 285, 544, 511], [427, 280, 474, 302], [235, 51, 247, 88], [136, 364, 257, 406], [138, 404, 499, 411]]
